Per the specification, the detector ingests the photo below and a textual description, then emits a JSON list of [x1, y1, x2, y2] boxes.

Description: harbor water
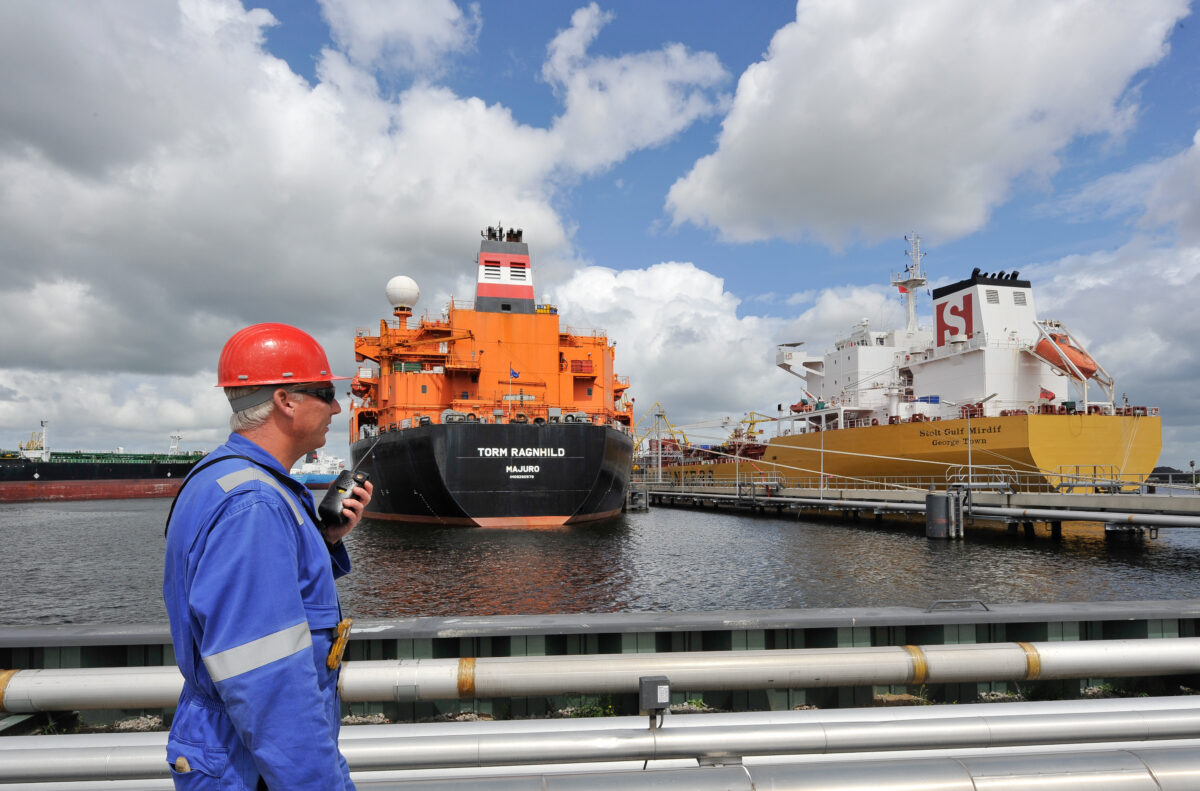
[[3, 498, 1200, 626]]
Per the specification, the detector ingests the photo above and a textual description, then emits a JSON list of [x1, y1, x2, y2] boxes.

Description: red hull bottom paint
[[364, 507, 623, 528], [0, 479, 184, 503]]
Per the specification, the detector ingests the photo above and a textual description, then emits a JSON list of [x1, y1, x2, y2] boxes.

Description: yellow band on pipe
[[1018, 641, 1042, 680], [0, 669, 18, 713], [902, 645, 928, 685], [457, 657, 476, 698]]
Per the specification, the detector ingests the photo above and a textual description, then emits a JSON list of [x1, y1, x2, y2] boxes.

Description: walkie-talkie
[[318, 470, 370, 528], [317, 433, 383, 528]]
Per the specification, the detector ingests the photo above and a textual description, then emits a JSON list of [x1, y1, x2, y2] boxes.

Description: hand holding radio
[[318, 470, 372, 543]]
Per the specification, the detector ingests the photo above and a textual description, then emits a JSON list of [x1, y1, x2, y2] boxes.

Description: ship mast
[[892, 233, 927, 334]]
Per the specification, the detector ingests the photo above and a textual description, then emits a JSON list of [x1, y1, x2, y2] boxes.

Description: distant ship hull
[[663, 413, 1161, 489], [291, 473, 337, 490], [0, 459, 197, 503], [352, 422, 633, 527]]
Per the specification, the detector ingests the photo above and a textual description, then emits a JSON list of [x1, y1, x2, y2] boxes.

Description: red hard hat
[[216, 323, 348, 387]]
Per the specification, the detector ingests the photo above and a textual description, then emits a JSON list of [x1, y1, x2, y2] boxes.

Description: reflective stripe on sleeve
[[216, 468, 304, 525], [203, 622, 313, 682]]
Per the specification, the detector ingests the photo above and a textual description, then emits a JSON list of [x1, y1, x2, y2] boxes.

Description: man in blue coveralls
[[163, 323, 372, 790]]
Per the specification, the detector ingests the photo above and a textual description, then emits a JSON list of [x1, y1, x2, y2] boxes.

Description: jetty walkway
[[639, 477, 1200, 537]]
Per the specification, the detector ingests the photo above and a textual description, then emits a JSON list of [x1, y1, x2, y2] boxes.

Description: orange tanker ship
[[347, 226, 635, 527]]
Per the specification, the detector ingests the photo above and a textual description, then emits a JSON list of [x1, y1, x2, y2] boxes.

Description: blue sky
[[1, 0, 1198, 468]]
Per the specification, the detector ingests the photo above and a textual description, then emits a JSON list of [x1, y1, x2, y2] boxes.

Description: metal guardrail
[[632, 467, 1191, 496]]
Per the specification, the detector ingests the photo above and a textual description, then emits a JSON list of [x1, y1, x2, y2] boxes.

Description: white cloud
[[666, 0, 1189, 247], [548, 263, 780, 435], [543, 3, 729, 174], [547, 262, 912, 446], [0, 370, 232, 454], [0, 0, 730, 450], [318, 0, 481, 74], [1142, 129, 1200, 245], [1054, 127, 1200, 245]]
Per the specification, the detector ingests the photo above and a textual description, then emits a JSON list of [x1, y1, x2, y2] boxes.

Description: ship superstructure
[[348, 226, 635, 526]]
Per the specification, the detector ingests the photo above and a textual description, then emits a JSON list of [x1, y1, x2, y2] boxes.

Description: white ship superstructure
[[776, 235, 1117, 432]]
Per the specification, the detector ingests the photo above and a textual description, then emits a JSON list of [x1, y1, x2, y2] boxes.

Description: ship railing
[[1048, 465, 1147, 494], [444, 352, 481, 369], [945, 465, 1019, 494], [562, 324, 608, 338], [640, 469, 1150, 495]]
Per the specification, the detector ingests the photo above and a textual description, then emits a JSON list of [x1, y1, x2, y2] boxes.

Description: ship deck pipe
[[7, 694, 1199, 748], [5, 704, 1200, 783], [348, 637, 1200, 702], [5, 637, 1200, 713], [5, 701, 1200, 787], [9, 746, 1200, 791], [348, 748, 1200, 791], [968, 504, 1200, 527]]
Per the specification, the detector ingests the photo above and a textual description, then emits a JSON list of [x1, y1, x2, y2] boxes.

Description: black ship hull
[[350, 422, 634, 527], [0, 458, 199, 502]]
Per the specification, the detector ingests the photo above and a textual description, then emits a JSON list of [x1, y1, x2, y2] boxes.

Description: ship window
[[461, 391, 468, 399], [986, 289, 999, 304], [421, 385, 427, 394], [587, 387, 593, 396], [1013, 291, 1027, 306], [501, 303, 512, 311]]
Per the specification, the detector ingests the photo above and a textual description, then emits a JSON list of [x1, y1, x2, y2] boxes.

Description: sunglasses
[[292, 385, 337, 404]]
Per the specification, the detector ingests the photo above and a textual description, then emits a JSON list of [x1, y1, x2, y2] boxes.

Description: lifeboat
[[1034, 333, 1098, 379]]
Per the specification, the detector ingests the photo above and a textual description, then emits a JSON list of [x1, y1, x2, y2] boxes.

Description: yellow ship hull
[[665, 414, 1161, 490]]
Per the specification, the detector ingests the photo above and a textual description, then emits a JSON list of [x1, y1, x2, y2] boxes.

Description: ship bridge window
[[1014, 291, 1027, 306], [986, 289, 999, 304], [876, 337, 885, 345]]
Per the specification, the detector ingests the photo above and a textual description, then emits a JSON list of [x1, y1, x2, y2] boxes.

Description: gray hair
[[225, 385, 307, 432]]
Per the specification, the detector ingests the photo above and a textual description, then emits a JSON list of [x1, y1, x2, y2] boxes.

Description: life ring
[[871, 418, 879, 426]]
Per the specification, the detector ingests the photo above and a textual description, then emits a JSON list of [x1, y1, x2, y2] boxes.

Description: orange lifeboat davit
[[1035, 333, 1098, 379]]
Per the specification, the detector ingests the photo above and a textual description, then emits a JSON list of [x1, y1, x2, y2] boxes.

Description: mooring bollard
[[925, 492, 950, 538]]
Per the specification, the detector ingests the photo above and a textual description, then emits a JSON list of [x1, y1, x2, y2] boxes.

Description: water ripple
[[3, 500, 1200, 625]]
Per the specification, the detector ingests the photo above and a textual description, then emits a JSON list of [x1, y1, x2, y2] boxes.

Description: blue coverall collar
[[225, 433, 290, 476]]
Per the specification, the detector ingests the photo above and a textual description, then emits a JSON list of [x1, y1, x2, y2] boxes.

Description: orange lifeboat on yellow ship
[[1034, 333, 1098, 379]]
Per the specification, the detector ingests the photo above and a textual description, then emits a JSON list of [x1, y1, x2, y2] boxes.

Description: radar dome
[[386, 276, 420, 310]]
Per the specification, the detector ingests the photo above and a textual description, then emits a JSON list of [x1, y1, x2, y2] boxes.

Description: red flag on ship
[[897, 285, 908, 294], [1039, 387, 1054, 400]]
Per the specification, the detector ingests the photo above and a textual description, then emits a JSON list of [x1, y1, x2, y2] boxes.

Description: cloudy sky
[[1, 0, 1197, 468]]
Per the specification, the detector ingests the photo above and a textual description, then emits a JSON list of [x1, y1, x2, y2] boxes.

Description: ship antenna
[[893, 233, 927, 334]]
